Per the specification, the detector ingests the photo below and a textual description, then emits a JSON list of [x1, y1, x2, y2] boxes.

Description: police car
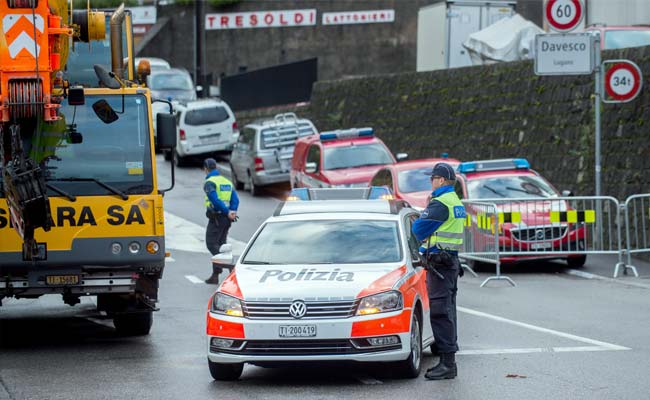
[[455, 158, 587, 267], [206, 188, 432, 380], [290, 128, 407, 189]]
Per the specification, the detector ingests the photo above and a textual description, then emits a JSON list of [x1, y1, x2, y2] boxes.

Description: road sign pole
[[593, 32, 602, 197]]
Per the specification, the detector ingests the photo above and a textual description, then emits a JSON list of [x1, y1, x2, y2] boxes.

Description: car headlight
[[356, 291, 403, 316], [211, 293, 244, 317]]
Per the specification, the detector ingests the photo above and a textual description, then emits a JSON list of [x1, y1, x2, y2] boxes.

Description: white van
[[164, 99, 239, 166]]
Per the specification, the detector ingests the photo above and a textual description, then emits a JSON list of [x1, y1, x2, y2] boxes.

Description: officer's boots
[[205, 266, 222, 284], [425, 352, 457, 380]]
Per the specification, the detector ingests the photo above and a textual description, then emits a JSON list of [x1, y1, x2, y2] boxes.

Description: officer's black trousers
[[426, 256, 460, 354], [206, 213, 232, 274]]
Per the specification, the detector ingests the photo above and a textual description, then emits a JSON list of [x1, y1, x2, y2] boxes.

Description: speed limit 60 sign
[[603, 60, 643, 103], [544, 0, 585, 33]]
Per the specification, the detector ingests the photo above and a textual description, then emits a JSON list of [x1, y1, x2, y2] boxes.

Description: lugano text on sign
[[205, 9, 316, 30]]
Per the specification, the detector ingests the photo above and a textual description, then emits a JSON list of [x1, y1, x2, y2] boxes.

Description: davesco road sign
[[535, 33, 594, 75]]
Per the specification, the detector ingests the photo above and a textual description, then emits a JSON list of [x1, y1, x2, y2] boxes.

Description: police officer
[[203, 158, 239, 284], [412, 162, 465, 380]]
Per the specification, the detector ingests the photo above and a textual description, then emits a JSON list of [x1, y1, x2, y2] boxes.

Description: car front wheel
[[208, 360, 243, 381], [391, 312, 422, 378], [567, 255, 587, 268]]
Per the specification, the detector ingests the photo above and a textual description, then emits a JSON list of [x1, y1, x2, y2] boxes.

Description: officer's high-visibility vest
[[425, 191, 466, 251], [204, 175, 233, 210]]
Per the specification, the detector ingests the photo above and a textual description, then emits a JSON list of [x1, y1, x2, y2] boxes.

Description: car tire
[[208, 360, 243, 381], [163, 150, 172, 161], [248, 173, 260, 197], [113, 311, 153, 336], [567, 255, 587, 268], [391, 312, 422, 379], [230, 164, 244, 190], [173, 150, 187, 167]]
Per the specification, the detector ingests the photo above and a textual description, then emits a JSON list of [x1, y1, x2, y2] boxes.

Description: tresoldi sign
[[534, 33, 594, 75], [205, 9, 316, 30]]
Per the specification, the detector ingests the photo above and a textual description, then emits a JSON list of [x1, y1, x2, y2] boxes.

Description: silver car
[[230, 113, 317, 196]]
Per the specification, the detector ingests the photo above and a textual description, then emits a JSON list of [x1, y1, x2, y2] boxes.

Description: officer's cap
[[203, 158, 218, 170], [425, 162, 456, 181]]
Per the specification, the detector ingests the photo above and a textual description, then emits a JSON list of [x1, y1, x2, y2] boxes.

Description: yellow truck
[[0, 2, 177, 335]]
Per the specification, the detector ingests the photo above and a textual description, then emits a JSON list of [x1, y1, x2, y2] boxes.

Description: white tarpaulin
[[463, 14, 544, 65]]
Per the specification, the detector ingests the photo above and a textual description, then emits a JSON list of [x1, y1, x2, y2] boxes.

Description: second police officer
[[203, 158, 239, 284], [412, 162, 465, 380]]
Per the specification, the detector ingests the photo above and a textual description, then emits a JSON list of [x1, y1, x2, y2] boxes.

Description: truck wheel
[[173, 151, 187, 167], [208, 360, 244, 381], [113, 311, 153, 336], [230, 164, 244, 190], [391, 312, 422, 379]]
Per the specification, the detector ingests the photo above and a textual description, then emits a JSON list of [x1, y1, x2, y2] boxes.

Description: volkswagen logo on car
[[289, 300, 307, 319]]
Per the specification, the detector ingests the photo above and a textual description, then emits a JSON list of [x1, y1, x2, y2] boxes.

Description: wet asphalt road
[[1, 155, 650, 400]]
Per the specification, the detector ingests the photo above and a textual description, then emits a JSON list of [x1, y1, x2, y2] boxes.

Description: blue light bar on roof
[[287, 186, 391, 201], [457, 158, 530, 174], [320, 127, 374, 141]]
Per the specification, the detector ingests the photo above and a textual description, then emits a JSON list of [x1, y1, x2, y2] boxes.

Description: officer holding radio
[[203, 158, 239, 284], [412, 162, 465, 380]]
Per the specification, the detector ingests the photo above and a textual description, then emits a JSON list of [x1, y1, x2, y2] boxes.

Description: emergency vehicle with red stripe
[[205, 188, 433, 381]]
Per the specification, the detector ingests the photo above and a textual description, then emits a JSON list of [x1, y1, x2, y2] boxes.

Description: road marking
[[165, 256, 175, 262], [185, 275, 205, 284], [459, 346, 618, 356], [458, 306, 629, 352], [164, 211, 247, 255], [565, 268, 650, 289], [355, 376, 383, 385]]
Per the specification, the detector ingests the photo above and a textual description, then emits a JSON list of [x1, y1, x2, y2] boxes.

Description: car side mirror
[[561, 190, 574, 197], [305, 162, 318, 174], [396, 153, 408, 161], [157, 113, 177, 149], [212, 244, 234, 265]]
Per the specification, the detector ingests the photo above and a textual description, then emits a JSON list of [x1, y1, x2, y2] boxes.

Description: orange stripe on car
[[351, 312, 411, 337], [356, 265, 407, 298], [206, 314, 245, 338], [219, 272, 243, 299]]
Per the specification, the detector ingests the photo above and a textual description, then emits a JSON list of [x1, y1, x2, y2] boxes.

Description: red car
[[290, 128, 406, 189], [455, 159, 587, 268], [369, 158, 460, 210], [584, 24, 650, 50]]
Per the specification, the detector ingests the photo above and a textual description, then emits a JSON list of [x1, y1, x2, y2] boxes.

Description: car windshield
[[398, 167, 433, 193], [467, 175, 558, 200], [242, 220, 402, 264], [604, 30, 650, 50], [150, 73, 194, 90], [185, 107, 229, 126], [323, 144, 394, 170], [34, 94, 154, 196]]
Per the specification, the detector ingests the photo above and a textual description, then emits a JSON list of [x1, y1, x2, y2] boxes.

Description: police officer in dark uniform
[[203, 158, 239, 284], [412, 162, 465, 380]]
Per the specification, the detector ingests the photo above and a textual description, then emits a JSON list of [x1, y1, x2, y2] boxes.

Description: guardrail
[[460, 196, 636, 286], [621, 194, 649, 277]]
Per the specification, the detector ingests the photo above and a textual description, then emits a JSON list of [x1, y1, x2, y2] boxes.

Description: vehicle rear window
[[184, 107, 230, 126], [604, 30, 650, 50], [323, 143, 394, 170], [467, 175, 558, 200], [398, 167, 432, 193], [260, 122, 315, 149], [242, 220, 402, 264]]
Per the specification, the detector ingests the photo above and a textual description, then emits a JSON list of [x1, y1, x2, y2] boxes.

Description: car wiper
[[482, 184, 506, 197], [48, 177, 128, 200], [505, 186, 547, 197], [124, 184, 154, 194], [45, 183, 77, 202], [242, 260, 272, 265]]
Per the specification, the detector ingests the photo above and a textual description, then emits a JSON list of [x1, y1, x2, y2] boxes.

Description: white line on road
[[565, 268, 650, 290], [458, 306, 629, 351], [185, 275, 205, 284], [165, 257, 175, 262], [459, 346, 618, 356]]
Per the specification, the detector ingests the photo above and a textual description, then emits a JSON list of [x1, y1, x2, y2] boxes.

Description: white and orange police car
[[206, 188, 433, 381]]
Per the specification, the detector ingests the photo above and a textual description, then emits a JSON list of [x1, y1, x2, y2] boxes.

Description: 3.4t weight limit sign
[[603, 60, 643, 103], [545, 0, 585, 32]]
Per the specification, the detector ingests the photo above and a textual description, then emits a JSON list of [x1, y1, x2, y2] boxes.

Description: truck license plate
[[279, 325, 317, 338], [46, 275, 80, 285]]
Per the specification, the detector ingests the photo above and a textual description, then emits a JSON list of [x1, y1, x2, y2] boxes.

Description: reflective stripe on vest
[[204, 175, 233, 210], [425, 191, 466, 251]]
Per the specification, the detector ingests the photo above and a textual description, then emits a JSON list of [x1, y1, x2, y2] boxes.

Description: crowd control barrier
[[621, 194, 650, 277], [460, 196, 629, 286]]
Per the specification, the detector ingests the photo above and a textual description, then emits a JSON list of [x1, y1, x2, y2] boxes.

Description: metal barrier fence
[[460, 196, 633, 286], [622, 194, 650, 277]]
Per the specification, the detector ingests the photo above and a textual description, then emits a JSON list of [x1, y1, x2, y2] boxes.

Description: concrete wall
[[139, 0, 435, 81], [237, 45, 650, 200]]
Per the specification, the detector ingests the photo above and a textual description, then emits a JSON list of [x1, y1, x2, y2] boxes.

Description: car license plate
[[530, 242, 552, 250], [46, 275, 80, 285], [279, 325, 317, 338]]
